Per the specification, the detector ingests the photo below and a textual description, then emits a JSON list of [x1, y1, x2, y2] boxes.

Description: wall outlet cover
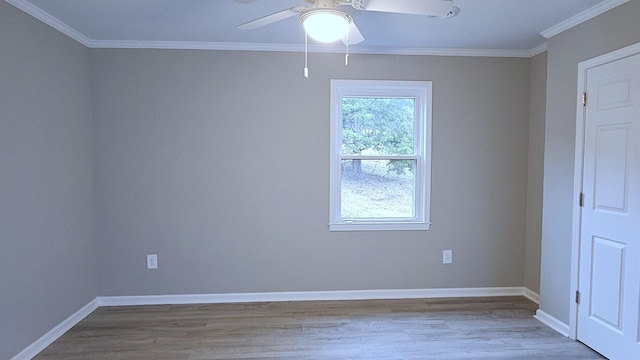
[[443, 250, 453, 264], [147, 254, 158, 269]]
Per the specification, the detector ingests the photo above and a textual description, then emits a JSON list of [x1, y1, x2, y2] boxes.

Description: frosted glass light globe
[[301, 9, 351, 43]]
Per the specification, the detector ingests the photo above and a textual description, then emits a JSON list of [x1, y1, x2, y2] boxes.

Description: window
[[329, 80, 432, 231]]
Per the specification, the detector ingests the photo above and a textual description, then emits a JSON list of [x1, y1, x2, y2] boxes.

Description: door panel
[[578, 52, 640, 360], [598, 75, 633, 110], [589, 236, 625, 330], [594, 125, 630, 213]]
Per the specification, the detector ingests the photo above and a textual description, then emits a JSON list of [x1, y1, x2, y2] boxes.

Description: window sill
[[329, 221, 431, 232]]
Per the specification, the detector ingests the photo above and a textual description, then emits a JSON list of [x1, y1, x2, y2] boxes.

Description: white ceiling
[[7, 0, 628, 57]]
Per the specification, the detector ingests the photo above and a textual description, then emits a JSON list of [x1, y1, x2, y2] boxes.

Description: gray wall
[[524, 52, 546, 294], [0, 2, 97, 359], [91, 49, 532, 296], [2, 2, 544, 355], [540, 0, 640, 324]]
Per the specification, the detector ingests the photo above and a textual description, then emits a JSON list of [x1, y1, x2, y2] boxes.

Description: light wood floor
[[34, 296, 605, 359]]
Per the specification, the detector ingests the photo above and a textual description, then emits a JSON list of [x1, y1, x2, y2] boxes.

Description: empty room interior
[[2, 0, 640, 359]]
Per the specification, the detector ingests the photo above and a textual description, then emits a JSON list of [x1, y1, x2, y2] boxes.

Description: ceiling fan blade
[[236, 8, 301, 30], [354, 0, 454, 17], [342, 22, 365, 45]]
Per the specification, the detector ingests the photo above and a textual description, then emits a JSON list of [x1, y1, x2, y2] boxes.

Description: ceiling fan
[[236, 0, 460, 45]]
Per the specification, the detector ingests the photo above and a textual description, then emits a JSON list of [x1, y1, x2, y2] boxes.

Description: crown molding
[[528, 42, 548, 57], [87, 40, 303, 52], [86, 39, 533, 58], [540, 0, 630, 39], [351, 46, 533, 58], [5, 0, 92, 46], [5, 0, 557, 58]]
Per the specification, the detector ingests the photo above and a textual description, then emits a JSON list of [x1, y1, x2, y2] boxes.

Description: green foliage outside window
[[341, 97, 415, 175]]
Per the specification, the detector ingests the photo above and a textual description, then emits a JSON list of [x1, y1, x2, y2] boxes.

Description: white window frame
[[329, 79, 432, 231]]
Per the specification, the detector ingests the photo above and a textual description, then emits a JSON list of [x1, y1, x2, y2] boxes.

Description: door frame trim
[[570, 41, 640, 340]]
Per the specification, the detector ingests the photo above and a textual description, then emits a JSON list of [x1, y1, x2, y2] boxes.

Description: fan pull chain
[[304, 30, 309, 78], [345, 31, 349, 66]]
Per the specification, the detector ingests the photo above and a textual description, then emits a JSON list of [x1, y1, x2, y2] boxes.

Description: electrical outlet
[[147, 254, 158, 269], [443, 250, 452, 264]]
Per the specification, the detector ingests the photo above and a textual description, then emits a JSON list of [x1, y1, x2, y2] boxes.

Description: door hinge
[[579, 192, 584, 207], [582, 92, 587, 106], [575, 290, 581, 304]]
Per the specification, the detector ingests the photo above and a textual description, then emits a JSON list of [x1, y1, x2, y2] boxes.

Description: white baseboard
[[522, 288, 540, 304], [14, 287, 539, 359], [10, 298, 99, 360], [534, 309, 570, 337], [98, 287, 536, 306]]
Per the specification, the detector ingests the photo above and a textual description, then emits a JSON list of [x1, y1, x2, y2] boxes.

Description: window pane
[[341, 159, 416, 219], [341, 97, 415, 156]]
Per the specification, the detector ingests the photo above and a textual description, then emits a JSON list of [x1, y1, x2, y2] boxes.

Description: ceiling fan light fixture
[[436, 6, 460, 19], [300, 9, 352, 43]]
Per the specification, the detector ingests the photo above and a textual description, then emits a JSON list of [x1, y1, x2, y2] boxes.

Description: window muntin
[[330, 80, 432, 231]]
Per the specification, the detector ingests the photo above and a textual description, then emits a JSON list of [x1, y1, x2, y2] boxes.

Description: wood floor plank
[[33, 297, 605, 359]]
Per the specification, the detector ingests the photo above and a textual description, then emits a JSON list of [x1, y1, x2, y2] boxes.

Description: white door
[[578, 53, 640, 359]]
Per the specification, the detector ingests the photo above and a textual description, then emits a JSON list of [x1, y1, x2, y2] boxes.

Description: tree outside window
[[330, 80, 432, 231]]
